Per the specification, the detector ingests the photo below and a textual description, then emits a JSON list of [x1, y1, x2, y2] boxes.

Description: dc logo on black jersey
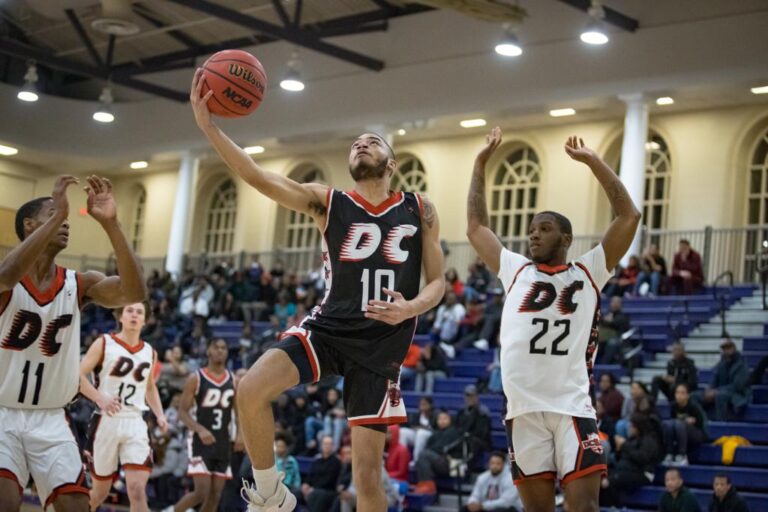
[[339, 223, 418, 264]]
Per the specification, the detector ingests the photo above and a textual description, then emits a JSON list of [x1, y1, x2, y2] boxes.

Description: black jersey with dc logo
[[192, 368, 235, 457], [302, 189, 423, 381]]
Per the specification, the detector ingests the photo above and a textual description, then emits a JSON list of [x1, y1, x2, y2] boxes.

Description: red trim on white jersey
[[111, 333, 145, 354], [20, 266, 66, 306]]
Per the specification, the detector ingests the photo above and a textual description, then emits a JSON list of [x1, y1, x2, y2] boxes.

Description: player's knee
[[126, 480, 147, 502], [353, 465, 382, 497], [567, 497, 599, 512], [0, 494, 21, 512], [239, 363, 283, 406]]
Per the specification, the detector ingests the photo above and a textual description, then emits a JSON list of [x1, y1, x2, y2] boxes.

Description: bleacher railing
[[4, 224, 768, 283]]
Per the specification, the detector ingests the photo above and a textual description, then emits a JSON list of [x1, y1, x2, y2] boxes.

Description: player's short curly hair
[[535, 210, 573, 236], [15, 196, 52, 240]]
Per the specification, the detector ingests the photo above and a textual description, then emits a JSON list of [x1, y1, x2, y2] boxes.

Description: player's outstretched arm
[[178, 373, 216, 445], [79, 337, 122, 415], [467, 127, 504, 274], [146, 352, 168, 433], [364, 198, 445, 325], [564, 136, 641, 269], [0, 176, 77, 293], [190, 69, 329, 219]]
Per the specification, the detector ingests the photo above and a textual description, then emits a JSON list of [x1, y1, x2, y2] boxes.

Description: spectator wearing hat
[[456, 384, 492, 456], [695, 339, 752, 421]]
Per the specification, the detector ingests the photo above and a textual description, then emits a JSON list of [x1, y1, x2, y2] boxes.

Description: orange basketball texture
[[200, 49, 267, 118]]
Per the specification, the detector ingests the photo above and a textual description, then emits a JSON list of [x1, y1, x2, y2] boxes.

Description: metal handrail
[[666, 300, 690, 343], [712, 271, 734, 338], [756, 251, 768, 311]]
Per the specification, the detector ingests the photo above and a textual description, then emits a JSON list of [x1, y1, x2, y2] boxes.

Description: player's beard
[[349, 156, 388, 181]]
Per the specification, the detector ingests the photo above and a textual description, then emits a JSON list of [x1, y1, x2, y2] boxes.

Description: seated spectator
[[400, 397, 438, 463], [670, 239, 704, 295], [598, 296, 631, 364], [456, 384, 492, 456], [598, 373, 625, 423], [463, 451, 522, 512], [158, 345, 191, 393], [275, 433, 301, 493], [663, 384, 708, 466], [322, 388, 347, 451], [695, 339, 752, 421], [332, 445, 354, 512], [228, 270, 262, 323], [385, 425, 410, 482], [413, 411, 462, 495], [414, 343, 449, 394], [399, 343, 421, 386], [457, 288, 504, 351], [302, 436, 342, 512], [652, 342, 699, 402], [604, 255, 641, 297], [272, 290, 296, 330], [446, 267, 465, 298], [433, 290, 466, 347], [600, 413, 661, 506], [709, 473, 749, 512], [338, 461, 398, 512], [750, 354, 768, 385], [465, 258, 492, 301], [635, 243, 668, 296], [616, 381, 653, 438], [659, 468, 701, 512]]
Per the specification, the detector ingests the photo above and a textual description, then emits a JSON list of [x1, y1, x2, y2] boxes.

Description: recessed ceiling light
[[751, 85, 768, 95], [244, 145, 265, 155], [460, 119, 487, 128], [130, 161, 148, 169], [645, 141, 661, 151], [397, 129, 406, 136], [0, 144, 18, 156], [549, 108, 576, 117], [656, 96, 674, 105]]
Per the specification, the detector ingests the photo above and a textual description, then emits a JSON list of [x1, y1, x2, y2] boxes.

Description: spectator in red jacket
[[385, 425, 411, 482], [670, 239, 704, 295]]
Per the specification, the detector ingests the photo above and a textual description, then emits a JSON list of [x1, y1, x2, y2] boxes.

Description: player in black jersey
[[191, 70, 445, 511], [171, 338, 237, 512]]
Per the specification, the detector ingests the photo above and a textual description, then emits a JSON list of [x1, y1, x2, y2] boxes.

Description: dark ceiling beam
[[0, 38, 188, 101], [311, 21, 387, 38], [292, 0, 303, 27], [271, 0, 291, 27], [369, 0, 396, 12], [164, 0, 384, 71], [132, 5, 203, 49], [105, 35, 116, 68], [315, 3, 433, 32], [64, 9, 104, 67], [555, 0, 638, 32]]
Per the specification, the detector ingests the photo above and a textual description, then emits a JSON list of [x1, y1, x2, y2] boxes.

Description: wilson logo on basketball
[[581, 433, 604, 455], [222, 87, 253, 109], [227, 64, 265, 94]]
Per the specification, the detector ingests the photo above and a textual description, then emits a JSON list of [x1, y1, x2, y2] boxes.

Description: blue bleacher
[[624, 486, 768, 511]]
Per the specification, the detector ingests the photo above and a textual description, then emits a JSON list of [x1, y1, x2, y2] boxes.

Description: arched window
[[392, 155, 427, 193], [489, 144, 541, 243], [204, 179, 237, 254], [131, 186, 146, 252], [747, 128, 768, 226], [284, 168, 326, 250], [643, 133, 672, 230]]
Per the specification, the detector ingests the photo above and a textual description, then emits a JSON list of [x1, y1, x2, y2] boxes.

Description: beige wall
[[2, 103, 768, 261]]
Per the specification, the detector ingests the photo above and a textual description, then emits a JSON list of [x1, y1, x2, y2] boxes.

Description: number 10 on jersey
[[361, 268, 395, 311]]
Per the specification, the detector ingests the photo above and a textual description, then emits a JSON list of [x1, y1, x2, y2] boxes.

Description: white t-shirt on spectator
[[434, 302, 466, 342]]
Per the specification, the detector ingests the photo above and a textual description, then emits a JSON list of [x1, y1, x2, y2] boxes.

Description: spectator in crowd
[[333, 445, 355, 512], [465, 258, 493, 300], [400, 397, 438, 463], [433, 290, 467, 349], [601, 413, 661, 506], [456, 384, 492, 456], [414, 343, 449, 394], [663, 384, 708, 466], [275, 433, 301, 493], [457, 288, 504, 351], [247, 254, 263, 284], [696, 339, 752, 421], [179, 286, 210, 319], [285, 393, 310, 454], [322, 388, 347, 451], [653, 342, 699, 402], [709, 474, 749, 512], [670, 240, 704, 295], [302, 436, 343, 512], [616, 381, 654, 438], [635, 243, 668, 296], [750, 355, 768, 385], [446, 267, 465, 298], [384, 425, 411, 482], [272, 290, 296, 330], [464, 451, 522, 512], [598, 296, 631, 364], [228, 270, 261, 322], [270, 259, 286, 280], [604, 255, 641, 297], [414, 411, 462, 495], [659, 468, 701, 512], [158, 345, 191, 393], [399, 343, 421, 387], [598, 373, 625, 423]]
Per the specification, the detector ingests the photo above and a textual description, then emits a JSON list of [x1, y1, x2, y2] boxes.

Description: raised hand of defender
[[198, 426, 216, 445], [97, 392, 122, 416], [85, 175, 117, 224], [365, 289, 415, 326], [564, 135, 598, 164], [476, 126, 502, 164], [51, 175, 78, 219], [190, 68, 215, 131]]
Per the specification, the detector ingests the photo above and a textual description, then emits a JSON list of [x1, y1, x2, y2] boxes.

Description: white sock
[[252, 465, 280, 497]]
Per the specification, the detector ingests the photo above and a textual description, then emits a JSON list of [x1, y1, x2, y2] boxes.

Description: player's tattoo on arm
[[604, 178, 635, 217], [423, 199, 436, 229], [467, 166, 490, 227]]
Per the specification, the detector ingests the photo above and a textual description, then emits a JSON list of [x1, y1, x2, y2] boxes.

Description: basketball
[[200, 49, 267, 118]]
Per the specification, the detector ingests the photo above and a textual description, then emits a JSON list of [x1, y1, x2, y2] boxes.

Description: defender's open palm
[[85, 175, 116, 224], [51, 175, 78, 218], [190, 68, 214, 131], [564, 136, 598, 164], [476, 126, 502, 163]]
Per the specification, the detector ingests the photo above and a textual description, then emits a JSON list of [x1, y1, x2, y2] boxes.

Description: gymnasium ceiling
[[0, 0, 767, 173]]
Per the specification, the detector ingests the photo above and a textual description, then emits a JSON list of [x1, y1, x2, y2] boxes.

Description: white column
[[165, 151, 199, 278], [618, 93, 648, 265]]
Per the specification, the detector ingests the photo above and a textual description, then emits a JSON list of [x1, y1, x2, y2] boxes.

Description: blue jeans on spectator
[[323, 415, 346, 451], [305, 417, 324, 448], [414, 370, 446, 394], [615, 418, 630, 439], [663, 418, 705, 456], [635, 271, 661, 296]]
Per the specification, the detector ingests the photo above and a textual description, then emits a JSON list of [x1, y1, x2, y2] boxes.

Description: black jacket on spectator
[[708, 487, 749, 512], [306, 454, 342, 491], [426, 426, 462, 457], [455, 405, 492, 453], [616, 434, 659, 475], [667, 356, 699, 392], [601, 310, 630, 336]]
